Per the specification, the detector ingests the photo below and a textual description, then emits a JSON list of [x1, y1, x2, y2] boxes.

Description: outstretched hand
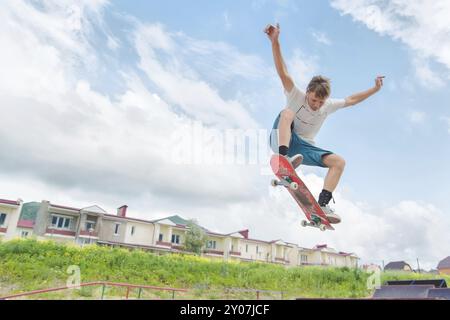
[[264, 23, 280, 43], [375, 76, 385, 91]]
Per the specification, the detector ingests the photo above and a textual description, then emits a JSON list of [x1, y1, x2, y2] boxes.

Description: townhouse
[[0, 198, 359, 268], [0, 198, 23, 240]]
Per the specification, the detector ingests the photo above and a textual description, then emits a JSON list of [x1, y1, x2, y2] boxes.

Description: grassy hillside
[[0, 239, 448, 299]]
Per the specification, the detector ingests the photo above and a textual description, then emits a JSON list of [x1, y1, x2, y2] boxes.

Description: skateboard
[[270, 154, 334, 231]]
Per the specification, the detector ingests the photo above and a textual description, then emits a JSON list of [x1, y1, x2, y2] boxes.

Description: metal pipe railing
[[0, 281, 188, 300]]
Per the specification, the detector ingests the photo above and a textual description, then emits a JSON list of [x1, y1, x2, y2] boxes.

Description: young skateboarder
[[265, 23, 384, 223]]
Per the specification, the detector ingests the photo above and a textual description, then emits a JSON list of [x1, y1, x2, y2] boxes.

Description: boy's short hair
[[306, 76, 331, 99]]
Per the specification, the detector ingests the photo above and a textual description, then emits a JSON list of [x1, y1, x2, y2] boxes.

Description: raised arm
[[264, 23, 294, 93], [345, 76, 385, 107]]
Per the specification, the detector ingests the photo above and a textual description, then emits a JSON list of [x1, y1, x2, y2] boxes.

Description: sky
[[0, 0, 449, 271]]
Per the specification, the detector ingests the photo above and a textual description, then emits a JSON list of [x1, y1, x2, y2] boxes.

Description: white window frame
[[158, 233, 163, 242], [207, 240, 217, 249], [21, 231, 29, 238], [131, 226, 135, 236], [51, 215, 72, 230], [85, 220, 96, 232], [171, 234, 180, 244]]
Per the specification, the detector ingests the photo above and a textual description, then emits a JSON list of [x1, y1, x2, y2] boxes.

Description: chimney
[[238, 229, 249, 239], [117, 205, 128, 217]]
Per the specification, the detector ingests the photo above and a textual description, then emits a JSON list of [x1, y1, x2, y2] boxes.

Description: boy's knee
[[337, 157, 346, 171], [324, 154, 346, 170]]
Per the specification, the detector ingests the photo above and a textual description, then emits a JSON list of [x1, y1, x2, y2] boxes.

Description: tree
[[184, 219, 207, 255]]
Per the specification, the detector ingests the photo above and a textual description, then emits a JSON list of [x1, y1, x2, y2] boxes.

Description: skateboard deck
[[270, 154, 334, 231]]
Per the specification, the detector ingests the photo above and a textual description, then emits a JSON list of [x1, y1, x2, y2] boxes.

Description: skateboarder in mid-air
[[265, 23, 384, 223]]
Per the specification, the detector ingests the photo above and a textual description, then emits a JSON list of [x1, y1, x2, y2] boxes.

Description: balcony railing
[[0, 227, 7, 233], [156, 241, 172, 247], [45, 228, 76, 237], [229, 251, 241, 256], [79, 230, 99, 237], [204, 249, 224, 256]]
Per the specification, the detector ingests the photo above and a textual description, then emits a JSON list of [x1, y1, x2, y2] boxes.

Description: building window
[[256, 246, 259, 253], [246, 244, 248, 253], [171, 234, 180, 244], [114, 224, 120, 235], [301, 255, 308, 263], [21, 231, 29, 238], [51, 215, 72, 230], [0, 213, 6, 226], [85, 221, 95, 232], [207, 240, 217, 249], [131, 226, 135, 236], [159, 234, 163, 242]]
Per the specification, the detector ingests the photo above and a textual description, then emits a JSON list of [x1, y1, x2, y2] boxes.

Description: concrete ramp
[[385, 279, 447, 288], [372, 285, 435, 299], [427, 288, 450, 300]]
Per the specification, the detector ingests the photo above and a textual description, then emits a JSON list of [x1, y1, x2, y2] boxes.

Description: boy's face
[[306, 91, 327, 111]]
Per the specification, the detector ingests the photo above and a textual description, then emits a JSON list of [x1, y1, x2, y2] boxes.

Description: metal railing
[[222, 287, 285, 300], [0, 281, 188, 300]]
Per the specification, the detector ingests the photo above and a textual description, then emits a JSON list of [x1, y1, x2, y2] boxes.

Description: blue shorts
[[269, 113, 333, 168]]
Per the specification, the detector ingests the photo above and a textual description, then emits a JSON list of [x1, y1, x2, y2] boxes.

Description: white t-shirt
[[285, 85, 346, 145]]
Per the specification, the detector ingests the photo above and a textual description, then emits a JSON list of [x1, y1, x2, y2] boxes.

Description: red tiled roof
[[17, 220, 35, 228], [0, 199, 20, 206]]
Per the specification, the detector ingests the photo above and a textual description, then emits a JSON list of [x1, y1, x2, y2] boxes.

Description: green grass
[[0, 239, 448, 299]]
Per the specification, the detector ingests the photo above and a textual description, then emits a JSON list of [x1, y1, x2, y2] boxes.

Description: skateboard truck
[[271, 177, 299, 191], [301, 216, 328, 232]]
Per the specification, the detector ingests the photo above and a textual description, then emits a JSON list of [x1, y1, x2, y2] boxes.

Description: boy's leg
[[301, 149, 344, 224], [278, 110, 294, 149], [322, 154, 346, 192], [270, 111, 303, 169]]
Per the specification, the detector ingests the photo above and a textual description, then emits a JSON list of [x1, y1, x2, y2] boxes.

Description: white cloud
[[288, 49, 319, 89], [0, 1, 266, 207], [331, 0, 450, 88], [408, 111, 426, 124], [311, 31, 332, 46], [412, 56, 445, 90], [134, 23, 265, 129]]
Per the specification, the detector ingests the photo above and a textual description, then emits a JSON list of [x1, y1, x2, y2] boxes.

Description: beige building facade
[[1, 198, 359, 268]]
